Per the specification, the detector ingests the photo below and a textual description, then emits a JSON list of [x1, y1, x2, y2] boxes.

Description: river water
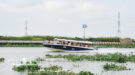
[[0, 47, 135, 75]]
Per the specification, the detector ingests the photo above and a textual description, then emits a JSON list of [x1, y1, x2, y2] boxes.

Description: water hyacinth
[[0, 57, 5, 62], [103, 63, 130, 71], [27, 65, 95, 75], [12, 61, 40, 72], [44, 65, 62, 71], [45, 53, 135, 63], [79, 71, 94, 75], [35, 57, 44, 62], [90, 44, 135, 48]]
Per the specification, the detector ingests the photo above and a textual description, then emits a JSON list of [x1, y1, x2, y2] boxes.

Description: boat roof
[[54, 38, 92, 44]]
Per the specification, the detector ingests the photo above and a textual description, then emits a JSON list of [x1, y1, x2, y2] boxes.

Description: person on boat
[[68, 42, 72, 46], [73, 43, 77, 46], [63, 42, 65, 45], [48, 40, 52, 44], [58, 41, 62, 45], [85, 44, 89, 48], [77, 43, 80, 47]]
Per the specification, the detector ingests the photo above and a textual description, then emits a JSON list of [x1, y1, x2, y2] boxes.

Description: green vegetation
[[13, 64, 40, 72], [87, 37, 120, 42], [0, 57, 4, 62], [28, 65, 94, 75], [46, 53, 135, 63], [13, 60, 94, 75], [36, 71, 77, 75], [32, 70, 94, 75], [35, 57, 44, 62], [90, 44, 135, 48], [0, 36, 70, 41], [44, 65, 62, 71], [0, 36, 135, 48], [13, 61, 40, 72], [79, 71, 94, 75], [0, 35, 121, 42], [0, 43, 43, 47], [1, 43, 135, 48], [103, 63, 130, 71]]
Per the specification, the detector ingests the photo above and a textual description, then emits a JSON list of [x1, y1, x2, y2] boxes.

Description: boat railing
[[44, 39, 91, 48]]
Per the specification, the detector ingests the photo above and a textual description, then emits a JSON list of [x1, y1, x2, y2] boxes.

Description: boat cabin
[[45, 38, 92, 48]]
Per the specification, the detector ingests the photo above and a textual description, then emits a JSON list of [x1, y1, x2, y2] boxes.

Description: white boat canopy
[[54, 38, 92, 44]]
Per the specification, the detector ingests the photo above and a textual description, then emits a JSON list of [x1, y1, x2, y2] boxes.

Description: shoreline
[[0, 44, 135, 48]]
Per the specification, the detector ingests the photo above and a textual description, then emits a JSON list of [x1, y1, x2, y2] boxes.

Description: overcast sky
[[0, 0, 134, 38]]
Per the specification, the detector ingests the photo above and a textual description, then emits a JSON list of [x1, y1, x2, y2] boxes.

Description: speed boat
[[43, 38, 98, 52]]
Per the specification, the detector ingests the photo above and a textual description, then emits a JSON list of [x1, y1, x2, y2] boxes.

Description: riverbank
[[91, 44, 135, 48], [0, 36, 121, 42], [0, 44, 43, 47], [0, 43, 135, 48]]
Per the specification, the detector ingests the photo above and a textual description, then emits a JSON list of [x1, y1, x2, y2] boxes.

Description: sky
[[0, 0, 135, 38]]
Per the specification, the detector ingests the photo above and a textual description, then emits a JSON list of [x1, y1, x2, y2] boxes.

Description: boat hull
[[44, 44, 94, 51]]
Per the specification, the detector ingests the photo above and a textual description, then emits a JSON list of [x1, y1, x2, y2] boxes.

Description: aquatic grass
[[44, 65, 62, 71], [37, 71, 94, 75], [45, 53, 135, 63], [46, 54, 63, 58], [35, 57, 44, 62], [13, 65, 27, 72], [13, 61, 40, 72], [103, 63, 130, 71], [27, 64, 94, 75], [90, 44, 135, 48], [13, 61, 95, 75], [128, 54, 135, 62], [79, 71, 94, 75], [37, 70, 77, 75], [13, 64, 40, 72], [0, 57, 4, 62], [31, 60, 37, 64], [28, 70, 94, 75]]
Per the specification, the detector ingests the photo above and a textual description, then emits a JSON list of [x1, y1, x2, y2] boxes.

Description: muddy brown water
[[0, 47, 135, 75]]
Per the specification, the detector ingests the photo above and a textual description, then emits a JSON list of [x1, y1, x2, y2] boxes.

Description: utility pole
[[117, 11, 120, 37], [25, 19, 28, 36]]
